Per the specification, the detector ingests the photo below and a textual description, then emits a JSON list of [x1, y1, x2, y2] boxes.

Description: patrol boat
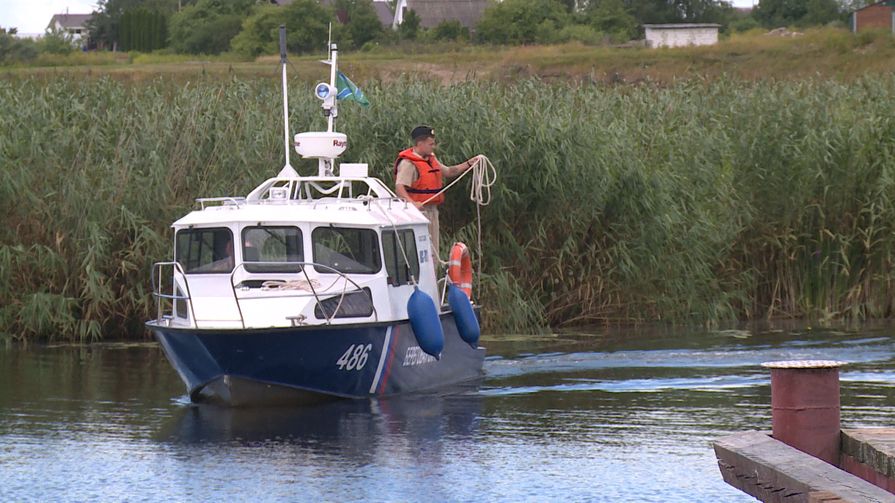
[[147, 29, 485, 406]]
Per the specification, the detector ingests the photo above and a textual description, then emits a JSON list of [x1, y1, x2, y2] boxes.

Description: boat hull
[[149, 314, 485, 406]]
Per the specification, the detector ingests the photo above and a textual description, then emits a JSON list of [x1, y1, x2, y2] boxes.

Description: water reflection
[[159, 387, 483, 452]]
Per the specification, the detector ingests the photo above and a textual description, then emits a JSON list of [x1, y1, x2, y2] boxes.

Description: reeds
[[1, 75, 894, 340]]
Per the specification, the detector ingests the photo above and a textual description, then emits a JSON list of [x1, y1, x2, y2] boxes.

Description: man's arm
[[395, 184, 423, 208], [442, 155, 480, 178]]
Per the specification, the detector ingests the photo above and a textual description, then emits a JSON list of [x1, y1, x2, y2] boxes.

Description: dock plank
[[714, 431, 895, 503], [841, 429, 895, 479]]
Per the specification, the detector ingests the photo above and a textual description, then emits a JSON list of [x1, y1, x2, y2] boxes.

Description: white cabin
[[157, 172, 442, 330]]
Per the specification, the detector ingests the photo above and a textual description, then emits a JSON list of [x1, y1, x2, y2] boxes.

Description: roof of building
[[47, 13, 93, 31], [404, 0, 489, 29], [315, 0, 393, 28], [643, 23, 722, 29], [372, 1, 394, 27], [853, 1, 895, 12]]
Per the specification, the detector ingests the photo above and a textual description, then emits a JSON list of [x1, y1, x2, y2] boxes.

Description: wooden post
[[762, 360, 844, 466]]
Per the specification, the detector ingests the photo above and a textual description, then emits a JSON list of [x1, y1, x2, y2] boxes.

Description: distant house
[[46, 13, 93, 41], [850, 1, 895, 33], [392, 0, 488, 30], [643, 24, 720, 49], [372, 1, 395, 27]]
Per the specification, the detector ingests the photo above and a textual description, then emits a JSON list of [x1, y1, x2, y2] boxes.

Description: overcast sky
[[0, 0, 759, 36]]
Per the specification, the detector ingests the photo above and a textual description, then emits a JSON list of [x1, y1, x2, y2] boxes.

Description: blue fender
[[448, 284, 480, 348], [407, 288, 444, 359]]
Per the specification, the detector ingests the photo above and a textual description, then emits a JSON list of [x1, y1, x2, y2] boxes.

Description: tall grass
[[1, 75, 894, 341]]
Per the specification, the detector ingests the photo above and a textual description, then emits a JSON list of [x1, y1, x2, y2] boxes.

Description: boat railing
[[151, 261, 197, 327], [195, 197, 246, 210], [228, 261, 379, 329]]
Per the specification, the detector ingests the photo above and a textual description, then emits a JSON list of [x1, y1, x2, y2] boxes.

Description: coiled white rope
[[420, 155, 498, 207], [416, 155, 497, 295], [261, 279, 322, 291]]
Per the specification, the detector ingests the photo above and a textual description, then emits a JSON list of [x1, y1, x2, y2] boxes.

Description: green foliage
[[476, 0, 571, 44], [0, 28, 38, 64], [38, 29, 78, 55], [119, 8, 168, 52], [431, 20, 469, 42], [168, 0, 255, 54], [554, 24, 605, 44], [231, 1, 332, 57], [398, 9, 421, 40], [3, 75, 895, 339], [754, 0, 843, 27], [729, 15, 760, 33], [335, 0, 384, 49], [585, 0, 637, 42]]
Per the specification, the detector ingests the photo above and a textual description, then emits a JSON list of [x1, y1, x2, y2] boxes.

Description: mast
[[278, 25, 298, 178]]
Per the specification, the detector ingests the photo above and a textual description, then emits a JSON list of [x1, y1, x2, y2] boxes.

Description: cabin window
[[314, 288, 374, 319], [175, 228, 234, 274], [312, 227, 381, 274], [242, 226, 303, 273], [175, 287, 188, 319], [382, 229, 420, 286]]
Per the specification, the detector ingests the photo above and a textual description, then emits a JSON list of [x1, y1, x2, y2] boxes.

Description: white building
[[46, 13, 93, 41], [644, 23, 720, 49]]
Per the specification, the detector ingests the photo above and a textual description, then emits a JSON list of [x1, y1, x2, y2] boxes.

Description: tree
[[800, 0, 842, 26], [586, 0, 637, 41], [119, 8, 168, 51], [231, 0, 333, 57], [753, 0, 842, 27], [398, 9, 421, 40], [623, 0, 678, 24], [87, 0, 184, 50], [168, 0, 255, 54], [476, 0, 571, 44], [334, 0, 384, 49]]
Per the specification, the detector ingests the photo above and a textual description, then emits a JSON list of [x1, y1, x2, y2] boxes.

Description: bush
[[555, 24, 605, 45], [398, 9, 421, 41], [729, 16, 760, 33], [432, 20, 469, 42], [37, 29, 78, 54], [231, 1, 332, 56], [476, 0, 571, 45], [0, 28, 38, 64]]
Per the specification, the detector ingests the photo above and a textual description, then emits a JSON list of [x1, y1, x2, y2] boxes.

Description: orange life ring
[[448, 242, 473, 299]]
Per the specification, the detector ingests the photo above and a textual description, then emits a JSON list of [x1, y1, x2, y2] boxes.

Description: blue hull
[[149, 314, 485, 406]]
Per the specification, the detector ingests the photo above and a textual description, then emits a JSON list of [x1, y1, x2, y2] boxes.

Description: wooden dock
[[840, 429, 895, 494], [713, 430, 895, 502]]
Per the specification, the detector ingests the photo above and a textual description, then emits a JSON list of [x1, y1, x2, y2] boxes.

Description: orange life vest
[[394, 148, 444, 206]]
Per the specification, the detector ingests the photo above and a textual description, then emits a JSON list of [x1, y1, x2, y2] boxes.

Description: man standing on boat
[[394, 125, 479, 262]]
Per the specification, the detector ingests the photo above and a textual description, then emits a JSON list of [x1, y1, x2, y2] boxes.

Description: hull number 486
[[337, 344, 373, 371]]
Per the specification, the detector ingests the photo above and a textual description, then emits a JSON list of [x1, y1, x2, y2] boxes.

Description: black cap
[[411, 125, 435, 141]]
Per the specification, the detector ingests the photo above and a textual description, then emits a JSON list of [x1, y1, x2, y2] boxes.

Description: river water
[[1, 325, 893, 502]]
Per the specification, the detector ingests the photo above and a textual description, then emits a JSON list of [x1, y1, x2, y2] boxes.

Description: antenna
[[328, 42, 338, 133], [278, 25, 297, 178]]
